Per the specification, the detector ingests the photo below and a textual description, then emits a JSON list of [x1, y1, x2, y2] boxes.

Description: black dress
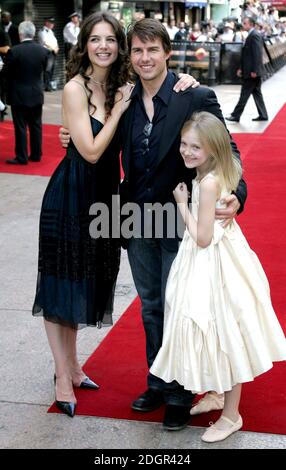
[[32, 117, 121, 328]]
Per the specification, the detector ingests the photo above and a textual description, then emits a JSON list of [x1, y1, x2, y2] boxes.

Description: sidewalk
[[1, 69, 286, 449]]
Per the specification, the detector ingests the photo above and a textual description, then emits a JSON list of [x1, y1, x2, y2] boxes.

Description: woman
[[32, 11, 133, 417]]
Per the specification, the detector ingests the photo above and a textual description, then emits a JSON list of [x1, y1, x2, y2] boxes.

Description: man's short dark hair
[[127, 18, 172, 54], [244, 16, 256, 27]]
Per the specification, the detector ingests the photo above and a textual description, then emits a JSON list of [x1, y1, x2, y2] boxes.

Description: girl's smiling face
[[180, 128, 210, 172]]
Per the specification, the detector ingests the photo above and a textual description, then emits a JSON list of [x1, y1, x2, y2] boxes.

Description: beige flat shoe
[[201, 415, 243, 443], [190, 392, 224, 415]]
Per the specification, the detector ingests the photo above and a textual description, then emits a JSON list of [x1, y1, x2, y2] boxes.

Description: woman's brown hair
[[66, 11, 130, 116]]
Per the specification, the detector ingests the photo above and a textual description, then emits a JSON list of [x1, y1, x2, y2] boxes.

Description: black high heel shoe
[[78, 376, 100, 390], [54, 374, 100, 390], [55, 399, 76, 418], [54, 376, 77, 418]]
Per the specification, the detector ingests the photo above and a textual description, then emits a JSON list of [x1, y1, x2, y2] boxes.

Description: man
[[1, 11, 19, 46], [38, 17, 59, 91], [225, 16, 268, 123], [121, 19, 246, 431], [60, 19, 247, 431], [63, 12, 80, 60], [0, 23, 10, 121], [174, 22, 188, 41], [0, 23, 10, 53], [5, 21, 48, 165], [165, 19, 178, 40], [217, 22, 234, 43]]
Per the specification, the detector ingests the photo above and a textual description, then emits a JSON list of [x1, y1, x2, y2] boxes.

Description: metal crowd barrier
[[170, 38, 286, 85], [264, 36, 286, 71], [170, 41, 221, 85]]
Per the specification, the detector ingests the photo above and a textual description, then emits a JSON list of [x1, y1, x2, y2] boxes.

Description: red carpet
[[4, 106, 285, 434], [0, 121, 260, 178], [0, 121, 127, 177], [0, 122, 259, 177], [49, 298, 286, 434], [0, 121, 64, 176]]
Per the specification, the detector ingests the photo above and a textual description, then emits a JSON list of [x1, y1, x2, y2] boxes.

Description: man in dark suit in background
[[0, 23, 10, 121], [226, 16, 268, 123], [1, 11, 19, 46], [6, 21, 48, 165], [38, 17, 59, 91]]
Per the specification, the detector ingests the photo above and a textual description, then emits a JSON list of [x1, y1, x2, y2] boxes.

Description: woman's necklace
[[88, 75, 106, 87]]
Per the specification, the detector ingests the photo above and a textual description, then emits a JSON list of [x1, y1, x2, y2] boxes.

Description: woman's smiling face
[[87, 21, 119, 70]]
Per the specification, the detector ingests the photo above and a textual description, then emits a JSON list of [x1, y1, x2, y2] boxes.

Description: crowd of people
[[1, 7, 286, 445], [1, 3, 285, 112], [164, 3, 286, 43]]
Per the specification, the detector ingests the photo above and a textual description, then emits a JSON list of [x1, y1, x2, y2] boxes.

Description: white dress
[[150, 174, 286, 394]]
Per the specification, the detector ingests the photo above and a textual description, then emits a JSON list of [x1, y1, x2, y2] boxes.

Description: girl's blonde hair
[[181, 112, 242, 192]]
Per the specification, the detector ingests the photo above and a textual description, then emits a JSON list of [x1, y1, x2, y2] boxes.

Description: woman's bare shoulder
[[64, 75, 87, 94]]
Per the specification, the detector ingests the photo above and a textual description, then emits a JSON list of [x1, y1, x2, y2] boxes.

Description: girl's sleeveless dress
[[150, 174, 286, 393], [32, 117, 121, 328]]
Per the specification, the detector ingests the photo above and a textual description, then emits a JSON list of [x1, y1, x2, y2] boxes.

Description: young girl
[[150, 111, 286, 442]]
